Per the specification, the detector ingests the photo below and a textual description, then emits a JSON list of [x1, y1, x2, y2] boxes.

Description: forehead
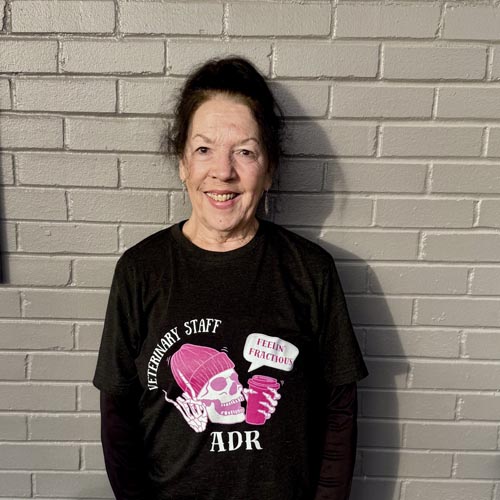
[[189, 95, 259, 138]]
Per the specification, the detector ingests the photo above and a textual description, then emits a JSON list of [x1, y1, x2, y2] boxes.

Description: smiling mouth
[[206, 193, 238, 202]]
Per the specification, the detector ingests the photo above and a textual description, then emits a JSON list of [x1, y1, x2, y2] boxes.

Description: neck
[[182, 218, 259, 252]]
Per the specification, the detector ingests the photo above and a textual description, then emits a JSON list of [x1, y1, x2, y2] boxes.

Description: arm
[[314, 382, 358, 500], [100, 391, 151, 500]]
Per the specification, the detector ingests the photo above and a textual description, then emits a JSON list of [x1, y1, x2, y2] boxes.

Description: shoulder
[[115, 225, 177, 274], [262, 220, 334, 270]]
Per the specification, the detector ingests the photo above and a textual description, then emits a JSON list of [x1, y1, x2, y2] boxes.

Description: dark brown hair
[[168, 57, 284, 172]]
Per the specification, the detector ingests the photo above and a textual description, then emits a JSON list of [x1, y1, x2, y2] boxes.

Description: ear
[[179, 157, 187, 183]]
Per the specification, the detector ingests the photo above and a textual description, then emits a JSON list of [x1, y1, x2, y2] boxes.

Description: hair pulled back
[[169, 57, 284, 172]]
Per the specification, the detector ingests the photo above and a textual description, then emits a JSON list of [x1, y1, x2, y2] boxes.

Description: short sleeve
[[319, 259, 368, 387], [93, 255, 142, 395]]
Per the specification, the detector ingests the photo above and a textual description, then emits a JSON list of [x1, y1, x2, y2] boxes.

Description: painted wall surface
[[0, 1, 499, 498]]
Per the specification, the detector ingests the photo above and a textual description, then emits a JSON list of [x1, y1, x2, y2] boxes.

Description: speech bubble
[[244, 333, 299, 372]]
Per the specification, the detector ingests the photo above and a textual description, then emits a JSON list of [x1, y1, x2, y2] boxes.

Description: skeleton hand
[[244, 387, 281, 422], [163, 372, 208, 433]]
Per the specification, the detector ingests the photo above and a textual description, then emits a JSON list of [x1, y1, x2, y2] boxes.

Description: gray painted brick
[[383, 45, 487, 80], [83, 444, 105, 470], [471, 267, 500, 295], [34, 472, 113, 498], [170, 192, 192, 222], [437, 87, 500, 119], [0, 384, 75, 411], [274, 194, 372, 227], [30, 353, 98, 381], [358, 420, 403, 448], [319, 230, 419, 261], [324, 161, 427, 193], [17, 153, 119, 187], [487, 128, 500, 157], [12, 0, 114, 33], [0, 78, 11, 109], [3, 256, 70, 285], [411, 361, 500, 390], [369, 265, 468, 294], [119, 78, 179, 114], [79, 385, 100, 411], [0, 115, 63, 149], [67, 117, 165, 152], [347, 296, 413, 326], [478, 200, 500, 228], [29, 414, 100, 441], [415, 297, 500, 327], [422, 232, 500, 262], [455, 453, 500, 479], [359, 360, 409, 389], [169, 41, 271, 76], [405, 423, 497, 450], [120, 155, 181, 189], [275, 42, 379, 78], [15, 77, 116, 113], [1, 40, 57, 73], [376, 199, 473, 228], [0, 443, 79, 470], [460, 394, 500, 421], [121, 2, 221, 35], [351, 479, 401, 500], [0, 154, 14, 185], [0, 472, 32, 497], [69, 190, 168, 223], [19, 222, 118, 254], [362, 450, 453, 478], [61, 41, 165, 74], [336, 263, 367, 294], [492, 47, 500, 80], [120, 224, 165, 250], [464, 331, 500, 360], [381, 125, 483, 157], [431, 163, 500, 194], [405, 481, 493, 500], [270, 82, 329, 118], [331, 84, 433, 118], [360, 390, 457, 420], [24, 290, 108, 320], [73, 258, 117, 288], [275, 160, 324, 192], [0, 321, 73, 350], [0, 353, 26, 380], [228, 2, 330, 36], [76, 323, 103, 351], [2, 187, 67, 221], [0, 222, 17, 252], [365, 328, 461, 358], [336, 4, 440, 39], [444, 5, 500, 41], [286, 122, 376, 156], [0, 290, 21, 317], [0, 415, 27, 440]]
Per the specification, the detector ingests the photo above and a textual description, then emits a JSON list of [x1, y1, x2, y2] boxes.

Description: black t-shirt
[[93, 220, 367, 500]]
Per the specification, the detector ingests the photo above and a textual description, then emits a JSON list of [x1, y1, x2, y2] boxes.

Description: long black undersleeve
[[100, 391, 151, 500], [314, 382, 358, 500]]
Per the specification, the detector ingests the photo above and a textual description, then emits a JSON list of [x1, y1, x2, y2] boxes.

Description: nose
[[209, 151, 235, 181]]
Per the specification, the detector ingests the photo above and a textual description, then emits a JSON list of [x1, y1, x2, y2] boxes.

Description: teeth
[[207, 193, 237, 202]]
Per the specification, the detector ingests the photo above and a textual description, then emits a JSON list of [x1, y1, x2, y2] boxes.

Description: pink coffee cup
[[245, 375, 280, 425]]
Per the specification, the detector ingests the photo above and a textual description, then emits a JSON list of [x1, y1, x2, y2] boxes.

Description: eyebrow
[[192, 134, 260, 146]]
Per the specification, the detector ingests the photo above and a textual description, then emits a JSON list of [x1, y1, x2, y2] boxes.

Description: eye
[[195, 146, 209, 154], [210, 376, 227, 391], [236, 149, 257, 159]]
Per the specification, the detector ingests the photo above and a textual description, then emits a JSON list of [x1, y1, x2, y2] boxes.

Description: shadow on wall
[[271, 84, 408, 500]]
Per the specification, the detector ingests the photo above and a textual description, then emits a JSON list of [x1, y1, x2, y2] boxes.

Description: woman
[[94, 57, 367, 500]]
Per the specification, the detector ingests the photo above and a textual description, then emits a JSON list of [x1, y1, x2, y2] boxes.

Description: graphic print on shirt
[[147, 319, 300, 436]]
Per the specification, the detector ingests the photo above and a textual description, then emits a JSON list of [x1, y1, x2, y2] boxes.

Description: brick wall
[[1, 1, 499, 499]]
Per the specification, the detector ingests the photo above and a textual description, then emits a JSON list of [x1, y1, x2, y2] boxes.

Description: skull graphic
[[198, 368, 245, 424]]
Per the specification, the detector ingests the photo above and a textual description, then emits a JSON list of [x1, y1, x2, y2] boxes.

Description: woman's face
[[179, 94, 271, 239]]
